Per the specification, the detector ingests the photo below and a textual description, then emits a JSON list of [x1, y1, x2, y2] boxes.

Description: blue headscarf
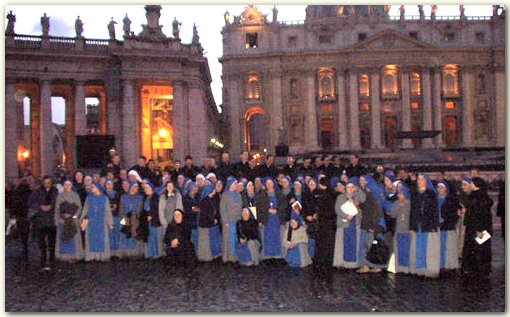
[[142, 179, 156, 192], [200, 184, 215, 201], [282, 176, 293, 189], [437, 181, 450, 194], [346, 177, 359, 187], [91, 181, 104, 193], [398, 186, 411, 200], [330, 177, 340, 189], [418, 173, 435, 193], [187, 182, 197, 196], [462, 177, 472, 185], [225, 177, 237, 193], [384, 170, 395, 183]]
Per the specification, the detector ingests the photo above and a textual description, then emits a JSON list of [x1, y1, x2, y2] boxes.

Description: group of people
[[6, 151, 501, 279]]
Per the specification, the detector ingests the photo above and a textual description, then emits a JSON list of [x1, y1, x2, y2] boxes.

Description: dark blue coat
[[410, 188, 439, 232]]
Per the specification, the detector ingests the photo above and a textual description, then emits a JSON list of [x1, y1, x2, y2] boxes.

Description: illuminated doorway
[[245, 107, 268, 155], [141, 85, 174, 167]]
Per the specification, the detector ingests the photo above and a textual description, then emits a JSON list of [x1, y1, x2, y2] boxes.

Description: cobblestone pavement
[[5, 230, 505, 312]]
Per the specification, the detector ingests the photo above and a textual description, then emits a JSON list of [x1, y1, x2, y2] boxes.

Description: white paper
[[387, 252, 396, 274], [291, 201, 302, 213], [120, 218, 126, 226], [475, 230, 491, 245], [249, 207, 257, 220], [341, 200, 358, 216]]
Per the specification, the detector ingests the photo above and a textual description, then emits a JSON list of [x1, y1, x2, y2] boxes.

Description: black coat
[[438, 194, 460, 231], [164, 221, 194, 260], [9, 184, 31, 218], [181, 165, 202, 179], [145, 193, 161, 227], [236, 218, 259, 241], [410, 188, 439, 232], [313, 187, 337, 268], [216, 162, 234, 183], [360, 190, 384, 232], [129, 164, 150, 180], [298, 164, 315, 177], [345, 163, 367, 178], [29, 186, 59, 229], [233, 161, 251, 179], [183, 194, 200, 229], [257, 189, 288, 225], [256, 163, 278, 179], [282, 165, 299, 181], [198, 196, 220, 228]]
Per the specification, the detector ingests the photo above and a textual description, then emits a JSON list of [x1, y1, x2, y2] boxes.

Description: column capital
[[73, 79, 86, 86], [304, 69, 316, 77], [346, 66, 358, 74], [186, 79, 201, 89], [39, 79, 52, 85]]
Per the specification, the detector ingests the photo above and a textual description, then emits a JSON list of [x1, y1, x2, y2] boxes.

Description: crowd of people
[[5, 151, 503, 279]]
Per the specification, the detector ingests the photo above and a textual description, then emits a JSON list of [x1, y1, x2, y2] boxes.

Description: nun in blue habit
[[80, 182, 113, 262], [220, 177, 243, 263], [105, 179, 121, 258], [197, 184, 223, 262], [236, 208, 261, 266], [436, 181, 460, 270], [333, 177, 366, 268], [143, 181, 164, 259], [118, 182, 144, 259], [282, 215, 313, 267], [390, 186, 412, 273], [183, 181, 201, 256], [409, 173, 441, 278], [259, 178, 288, 260]]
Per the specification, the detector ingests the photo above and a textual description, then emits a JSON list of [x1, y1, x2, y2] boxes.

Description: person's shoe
[[369, 268, 383, 273], [356, 266, 370, 273]]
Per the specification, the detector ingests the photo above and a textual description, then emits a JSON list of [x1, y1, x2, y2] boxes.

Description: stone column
[[40, 80, 53, 176], [494, 69, 505, 147], [337, 69, 348, 150], [64, 95, 76, 172], [5, 79, 19, 180], [270, 70, 283, 152], [370, 69, 382, 149], [228, 74, 242, 155], [461, 70, 474, 146], [172, 80, 189, 161], [74, 80, 87, 135], [122, 79, 137, 167], [304, 70, 319, 151], [100, 92, 107, 135], [432, 67, 443, 147], [421, 67, 434, 148], [188, 80, 207, 163], [348, 69, 361, 150], [401, 70, 413, 148]]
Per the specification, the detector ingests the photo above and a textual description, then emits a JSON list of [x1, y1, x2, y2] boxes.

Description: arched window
[[477, 73, 487, 94], [442, 65, 459, 95], [290, 78, 299, 98], [247, 74, 261, 100], [359, 74, 370, 97], [382, 65, 398, 96], [410, 72, 421, 95], [317, 68, 335, 100]]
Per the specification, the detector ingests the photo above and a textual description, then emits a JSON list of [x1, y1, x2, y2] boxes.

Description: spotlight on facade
[[159, 128, 169, 138], [21, 150, 29, 159]]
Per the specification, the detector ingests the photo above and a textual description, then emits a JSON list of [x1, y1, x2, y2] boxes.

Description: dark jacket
[[256, 163, 278, 179], [198, 195, 220, 228], [258, 189, 287, 225], [9, 184, 31, 218], [29, 185, 59, 229], [438, 194, 460, 231], [234, 161, 251, 179], [410, 188, 439, 232], [360, 190, 384, 232], [298, 164, 315, 177], [129, 164, 150, 180], [183, 193, 201, 229], [345, 163, 367, 178], [314, 187, 337, 231], [216, 162, 234, 183], [145, 193, 161, 227], [236, 218, 259, 242], [282, 165, 299, 181], [181, 165, 202, 180], [464, 189, 493, 235]]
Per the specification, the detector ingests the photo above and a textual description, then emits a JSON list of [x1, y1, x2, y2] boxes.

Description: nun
[[436, 181, 460, 271], [333, 177, 366, 269], [409, 173, 440, 278], [54, 179, 83, 262], [390, 187, 412, 274], [80, 182, 113, 262], [314, 177, 339, 271], [457, 178, 472, 260], [236, 208, 261, 266], [282, 216, 313, 267], [183, 182, 201, 255], [462, 177, 493, 276], [259, 178, 288, 260], [118, 183, 144, 259], [144, 181, 164, 259], [302, 178, 319, 258], [105, 179, 121, 258], [164, 208, 195, 266], [220, 177, 243, 263], [158, 181, 184, 229], [197, 184, 223, 262]]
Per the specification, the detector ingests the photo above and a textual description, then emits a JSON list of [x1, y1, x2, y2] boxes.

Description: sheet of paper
[[249, 206, 257, 220], [475, 230, 491, 245]]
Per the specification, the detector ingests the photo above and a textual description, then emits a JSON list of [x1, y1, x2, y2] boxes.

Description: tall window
[[317, 68, 335, 100], [359, 74, 370, 97], [382, 65, 398, 96], [245, 33, 258, 49], [442, 65, 459, 95], [290, 78, 299, 99], [247, 74, 261, 100], [477, 73, 487, 94], [410, 72, 421, 95]]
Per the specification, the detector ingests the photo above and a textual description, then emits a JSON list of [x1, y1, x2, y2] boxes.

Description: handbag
[[366, 236, 389, 265]]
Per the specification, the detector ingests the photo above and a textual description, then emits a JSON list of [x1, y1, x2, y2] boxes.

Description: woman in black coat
[[462, 177, 493, 275], [313, 177, 337, 273], [164, 209, 195, 266]]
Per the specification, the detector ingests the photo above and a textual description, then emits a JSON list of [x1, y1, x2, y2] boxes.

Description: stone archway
[[244, 106, 268, 153]]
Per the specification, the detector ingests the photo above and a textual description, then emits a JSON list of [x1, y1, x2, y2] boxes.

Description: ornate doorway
[[245, 107, 268, 154], [383, 116, 398, 149]]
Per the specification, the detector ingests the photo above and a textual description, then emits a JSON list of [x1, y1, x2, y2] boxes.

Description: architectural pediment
[[350, 29, 436, 50], [240, 5, 268, 26]]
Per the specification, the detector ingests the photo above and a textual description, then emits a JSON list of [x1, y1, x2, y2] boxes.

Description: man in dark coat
[[256, 154, 278, 179], [215, 152, 234, 183], [7, 178, 32, 261], [233, 150, 251, 179], [181, 156, 202, 179], [298, 156, 315, 177], [313, 178, 337, 276], [345, 154, 367, 178], [129, 156, 150, 180], [28, 176, 59, 270], [282, 155, 299, 181]]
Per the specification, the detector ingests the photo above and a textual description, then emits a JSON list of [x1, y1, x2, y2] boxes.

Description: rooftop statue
[[75, 16, 84, 38], [108, 17, 117, 40], [6, 10, 15, 36], [172, 17, 182, 40], [41, 13, 50, 37], [123, 14, 131, 38]]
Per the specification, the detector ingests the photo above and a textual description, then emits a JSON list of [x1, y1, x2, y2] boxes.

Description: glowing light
[[211, 138, 216, 143], [159, 128, 169, 138], [21, 151, 29, 158]]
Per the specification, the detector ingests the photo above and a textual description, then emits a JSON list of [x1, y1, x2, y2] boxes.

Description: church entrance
[[245, 107, 268, 156]]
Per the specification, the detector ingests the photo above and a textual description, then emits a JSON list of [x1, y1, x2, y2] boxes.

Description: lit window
[[445, 101, 456, 109], [360, 103, 369, 111], [318, 68, 335, 100], [359, 74, 370, 97], [411, 102, 420, 109], [442, 65, 459, 95], [247, 74, 261, 100], [245, 33, 258, 49], [382, 65, 398, 96], [410, 72, 421, 95]]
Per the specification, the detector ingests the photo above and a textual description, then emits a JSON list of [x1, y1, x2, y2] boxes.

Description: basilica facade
[[5, 6, 222, 180], [220, 5, 505, 158]]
